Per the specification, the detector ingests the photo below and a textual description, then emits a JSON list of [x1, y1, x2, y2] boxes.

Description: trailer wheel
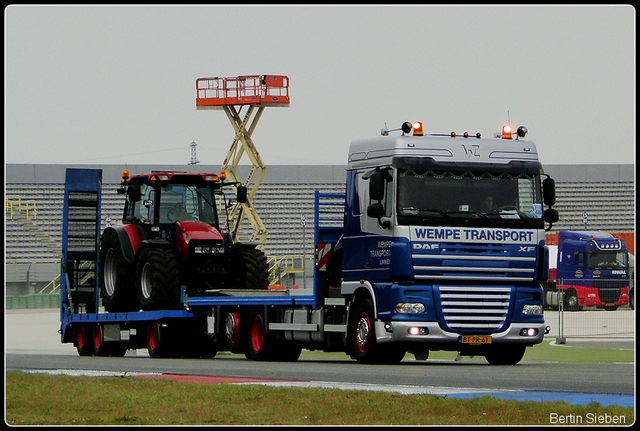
[[147, 323, 171, 358], [92, 324, 127, 357], [233, 248, 270, 289], [349, 298, 405, 364], [92, 324, 109, 357], [75, 324, 93, 356], [245, 306, 276, 361], [137, 247, 181, 311], [100, 230, 137, 312], [485, 345, 526, 365]]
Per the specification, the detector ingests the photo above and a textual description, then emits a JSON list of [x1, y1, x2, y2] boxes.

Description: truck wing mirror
[[127, 184, 141, 202], [544, 208, 559, 224], [542, 177, 556, 206], [367, 202, 384, 219], [236, 185, 248, 204], [369, 172, 386, 202]]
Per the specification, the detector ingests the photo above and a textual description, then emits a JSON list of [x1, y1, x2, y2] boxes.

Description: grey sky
[[4, 5, 635, 167]]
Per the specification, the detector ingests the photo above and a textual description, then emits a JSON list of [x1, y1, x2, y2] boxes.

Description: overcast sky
[[4, 5, 635, 168]]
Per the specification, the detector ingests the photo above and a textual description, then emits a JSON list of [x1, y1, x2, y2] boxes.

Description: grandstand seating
[[5, 168, 635, 289]]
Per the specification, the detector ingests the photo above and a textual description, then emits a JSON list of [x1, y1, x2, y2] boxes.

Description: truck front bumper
[[376, 320, 546, 345]]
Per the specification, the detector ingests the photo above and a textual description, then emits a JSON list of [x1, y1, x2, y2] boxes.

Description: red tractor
[[99, 170, 270, 312]]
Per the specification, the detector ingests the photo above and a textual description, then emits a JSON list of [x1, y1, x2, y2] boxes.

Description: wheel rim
[[225, 312, 241, 345], [76, 326, 85, 350], [355, 312, 371, 353], [104, 249, 116, 297], [93, 325, 102, 350], [148, 325, 158, 352], [140, 261, 153, 300], [250, 314, 264, 352]]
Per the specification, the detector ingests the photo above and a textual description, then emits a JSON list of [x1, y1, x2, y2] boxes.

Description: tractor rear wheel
[[136, 247, 182, 311]]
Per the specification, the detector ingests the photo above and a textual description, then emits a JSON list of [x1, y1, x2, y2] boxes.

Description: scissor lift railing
[[196, 75, 290, 246]]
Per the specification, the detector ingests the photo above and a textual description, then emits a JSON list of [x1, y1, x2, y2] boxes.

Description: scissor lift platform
[[195, 74, 290, 246]]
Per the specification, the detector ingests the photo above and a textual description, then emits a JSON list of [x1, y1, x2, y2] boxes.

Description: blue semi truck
[[60, 121, 558, 364]]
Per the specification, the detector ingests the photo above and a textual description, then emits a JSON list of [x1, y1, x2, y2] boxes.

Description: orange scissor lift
[[196, 75, 290, 246]]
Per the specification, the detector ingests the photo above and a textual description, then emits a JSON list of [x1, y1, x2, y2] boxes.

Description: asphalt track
[[5, 310, 635, 408]]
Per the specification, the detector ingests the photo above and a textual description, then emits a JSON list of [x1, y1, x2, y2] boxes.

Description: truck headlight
[[522, 304, 543, 315], [396, 303, 426, 313]]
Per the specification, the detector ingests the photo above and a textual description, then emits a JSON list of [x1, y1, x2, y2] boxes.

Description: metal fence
[[543, 279, 634, 342]]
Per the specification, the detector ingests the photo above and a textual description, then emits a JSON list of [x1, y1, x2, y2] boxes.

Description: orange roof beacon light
[[502, 124, 513, 140], [219, 170, 227, 181], [412, 122, 424, 136], [122, 170, 129, 181]]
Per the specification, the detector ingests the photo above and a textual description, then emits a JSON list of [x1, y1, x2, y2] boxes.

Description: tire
[[147, 322, 171, 358], [92, 324, 127, 357], [564, 289, 580, 311], [245, 306, 277, 361], [629, 287, 634, 310], [221, 308, 245, 353], [136, 247, 182, 311], [349, 298, 405, 364], [485, 345, 526, 365], [99, 230, 137, 312], [92, 324, 109, 357], [75, 324, 93, 356], [233, 248, 270, 289]]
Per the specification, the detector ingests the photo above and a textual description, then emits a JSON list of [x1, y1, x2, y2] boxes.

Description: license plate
[[460, 335, 492, 344]]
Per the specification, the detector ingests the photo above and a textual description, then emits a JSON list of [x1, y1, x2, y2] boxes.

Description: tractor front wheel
[[136, 247, 182, 311]]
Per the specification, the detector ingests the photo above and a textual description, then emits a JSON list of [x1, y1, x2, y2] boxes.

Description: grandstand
[[5, 163, 635, 295]]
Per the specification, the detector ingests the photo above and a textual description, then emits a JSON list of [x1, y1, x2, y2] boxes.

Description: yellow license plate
[[460, 335, 492, 344]]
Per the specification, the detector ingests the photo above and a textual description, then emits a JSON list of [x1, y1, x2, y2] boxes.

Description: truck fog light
[[587, 293, 596, 298], [408, 327, 429, 336], [520, 328, 538, 337], [396, 303, 426, 313], [522, 304, 542, 315]]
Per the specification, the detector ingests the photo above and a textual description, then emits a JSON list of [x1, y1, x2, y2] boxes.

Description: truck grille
[[598, 287, 622, 303], [438, 286, 511, 332], [413, 242, 536, 282]]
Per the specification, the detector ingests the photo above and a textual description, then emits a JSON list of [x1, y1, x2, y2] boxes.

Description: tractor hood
[[174, 220, 224, 259], [175, 220, 224, 241]]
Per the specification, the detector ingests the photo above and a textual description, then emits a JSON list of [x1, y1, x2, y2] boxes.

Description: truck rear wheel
[[100, 230, 137, 312], [221, 309, 245, 353], [349, 298, 405, 364], [136, 247, 182, 311], [245, 306, 277, 361], [233, 248, 270, 289]]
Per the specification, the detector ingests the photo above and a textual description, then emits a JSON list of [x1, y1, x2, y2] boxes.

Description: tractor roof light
[[412, 121, 424, 136], [501, 124, 513, 140], [219, 171, 227, 181]]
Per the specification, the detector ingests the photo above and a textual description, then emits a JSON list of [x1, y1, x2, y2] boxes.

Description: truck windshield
[[396, 168, 544, 229], [587, 251, 628, 270]]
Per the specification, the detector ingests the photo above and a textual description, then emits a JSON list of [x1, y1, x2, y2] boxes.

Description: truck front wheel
[[485, 345, 526, 365], [349, 298, 405, 364]]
